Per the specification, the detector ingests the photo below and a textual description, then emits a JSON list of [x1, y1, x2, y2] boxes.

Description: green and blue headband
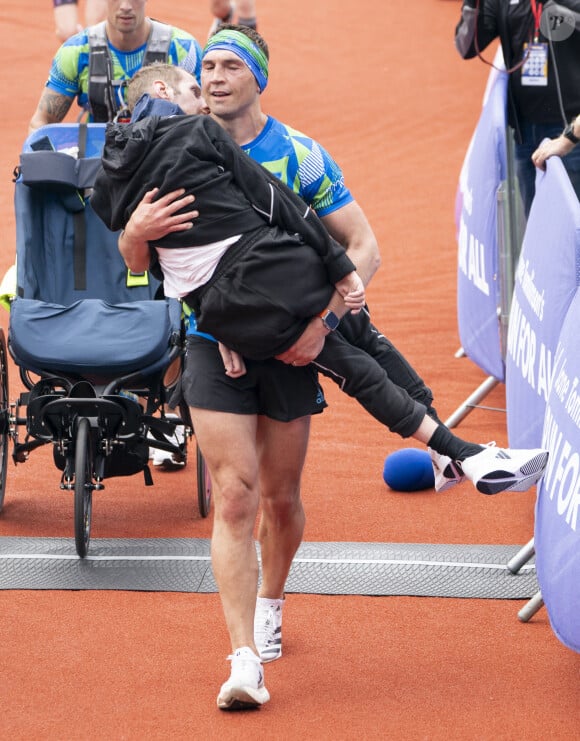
[[203, 29, 269, 92]]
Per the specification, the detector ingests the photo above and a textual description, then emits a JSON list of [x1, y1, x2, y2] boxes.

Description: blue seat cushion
[[9, 298, 173, 375]]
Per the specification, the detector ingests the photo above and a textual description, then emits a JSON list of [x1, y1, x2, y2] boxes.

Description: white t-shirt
[[156, 235, 241, 298]]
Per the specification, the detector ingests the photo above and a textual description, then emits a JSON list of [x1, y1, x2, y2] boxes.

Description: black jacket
[[91, 113, 355, 285]]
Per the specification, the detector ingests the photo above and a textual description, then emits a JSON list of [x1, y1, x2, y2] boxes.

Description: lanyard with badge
[[521, 0, 548, 86]]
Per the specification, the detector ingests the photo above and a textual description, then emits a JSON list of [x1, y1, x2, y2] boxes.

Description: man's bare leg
[[256, 415, 310, 599], [208, 0, 234, 37], [253, 415, 309, 663], [209, 0, 233, 18], [54, 4, 81, 42], [85, 0, 108, 26], [189, 406, 261, 654]]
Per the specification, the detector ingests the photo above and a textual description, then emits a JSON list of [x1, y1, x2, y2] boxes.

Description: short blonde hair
[[126, 62, 186, 111]]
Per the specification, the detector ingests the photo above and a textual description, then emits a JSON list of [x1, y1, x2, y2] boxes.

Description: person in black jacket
[[455, 0, 580, 215], [93, 110, 366, 359]]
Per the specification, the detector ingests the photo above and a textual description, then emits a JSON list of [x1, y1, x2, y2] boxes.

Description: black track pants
[[338, 308, 442, 424], [314, 330, 427, 438]]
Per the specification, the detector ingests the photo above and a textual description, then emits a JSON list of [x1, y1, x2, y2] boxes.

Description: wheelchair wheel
[[196, 443, 212, 518], [179, 399, 212, 518], [0, 329, 9, 512], [74, 417, 93, 558]]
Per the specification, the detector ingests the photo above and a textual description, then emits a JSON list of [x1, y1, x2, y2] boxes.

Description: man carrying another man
[[108, 30, 548, 711]]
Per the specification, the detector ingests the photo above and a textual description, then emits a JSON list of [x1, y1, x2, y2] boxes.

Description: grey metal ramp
[[0, 538, 538, 598], [0, 537, 215, 593], [286, 542, 537, 598]]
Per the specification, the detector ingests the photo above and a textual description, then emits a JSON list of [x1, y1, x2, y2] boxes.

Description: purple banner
[[455, 67, 507, 381], [536, 288, 580, 653], [506, 157, 580, 448]]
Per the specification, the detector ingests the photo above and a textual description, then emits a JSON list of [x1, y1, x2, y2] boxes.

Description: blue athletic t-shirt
[[242, 116, 353, 217]]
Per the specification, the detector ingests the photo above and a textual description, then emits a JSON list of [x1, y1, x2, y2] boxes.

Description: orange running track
[[0, 1, 577, 738]]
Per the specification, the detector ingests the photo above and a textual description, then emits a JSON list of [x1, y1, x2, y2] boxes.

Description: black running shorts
[[182, 335, 327, 421]]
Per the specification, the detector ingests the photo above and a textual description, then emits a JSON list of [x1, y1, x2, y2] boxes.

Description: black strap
[[78, 120, 88, 159], [87, 20, 172, 123], [143, 20, 172, 65], [73, 123, 88, 291], [72, 213, 87, 291], [87, 23, 116, 123]]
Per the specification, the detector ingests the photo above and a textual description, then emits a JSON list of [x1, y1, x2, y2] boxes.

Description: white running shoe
[[151, 414, 186, 469], [254, 597, 284, 663], [217, 647, 270, 710], [428, 448, 465, 492], [461, 446, 549, 495]]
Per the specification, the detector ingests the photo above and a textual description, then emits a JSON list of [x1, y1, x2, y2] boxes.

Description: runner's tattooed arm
[[29, 90, 74, 133]]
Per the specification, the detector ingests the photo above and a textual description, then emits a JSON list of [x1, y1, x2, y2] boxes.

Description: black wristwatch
[[563, 122, 580, 145], [319, 309, 340, 332]]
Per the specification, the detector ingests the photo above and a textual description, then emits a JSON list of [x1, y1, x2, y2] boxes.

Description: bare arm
[[276, 200, 381, 365], [532, 118, 579, 170], [322, 200, 381, 287], [532, 136, 575, 170], [117, 188, 199, 272], [118, 225, 151, 274], [29, 89, 74, 133]]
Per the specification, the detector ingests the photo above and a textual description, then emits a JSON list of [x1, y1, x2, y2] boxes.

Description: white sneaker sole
[[434, 464, 465, 493], [217, 684, 270, 710], [429, 448, 465, 493], [475, 451, 549, 495], [152, 456, 185, 470]]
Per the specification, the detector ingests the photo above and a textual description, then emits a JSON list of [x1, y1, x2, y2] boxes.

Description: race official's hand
[[125, 188, 199, 243]]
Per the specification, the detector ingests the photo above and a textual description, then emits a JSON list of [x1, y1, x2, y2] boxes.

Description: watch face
[[323, 310, 340, 330]]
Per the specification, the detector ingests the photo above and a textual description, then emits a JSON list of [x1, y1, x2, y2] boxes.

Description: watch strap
[[563, 122, 580, 145]]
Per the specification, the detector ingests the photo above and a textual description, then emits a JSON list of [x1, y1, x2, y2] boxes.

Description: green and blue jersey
[[46, 26, 202, 113]]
